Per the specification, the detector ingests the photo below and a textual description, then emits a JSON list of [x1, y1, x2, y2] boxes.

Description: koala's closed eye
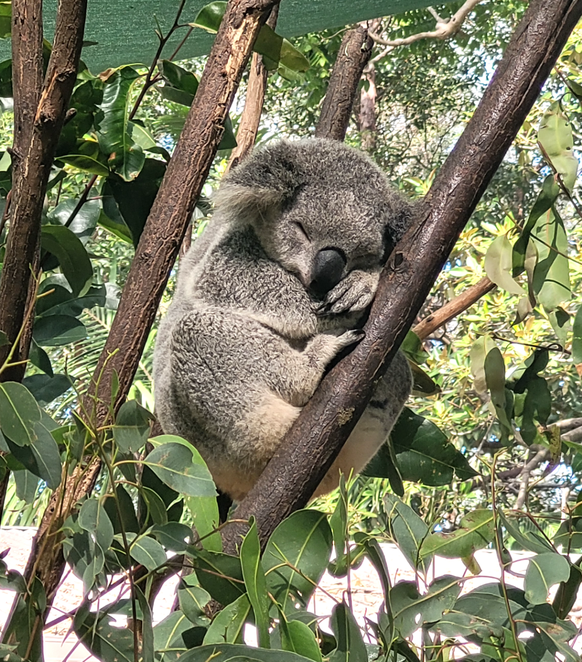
[[294, 221, 311, 242]]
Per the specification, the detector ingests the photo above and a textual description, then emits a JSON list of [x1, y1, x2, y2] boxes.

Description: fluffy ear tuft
[[213, 140, 307, 221]]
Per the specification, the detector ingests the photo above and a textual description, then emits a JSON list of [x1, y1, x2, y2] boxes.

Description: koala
[[153, 138, 413, 502]]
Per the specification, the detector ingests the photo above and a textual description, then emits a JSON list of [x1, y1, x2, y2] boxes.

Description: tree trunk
[[0, 0, 86, 383]]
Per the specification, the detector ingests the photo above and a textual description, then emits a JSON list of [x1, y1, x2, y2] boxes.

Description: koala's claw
[[340, 328, 366, 347], [322, 270, 379, 316]]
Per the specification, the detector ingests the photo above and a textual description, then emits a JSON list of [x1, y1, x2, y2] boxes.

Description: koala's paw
[[319, 270, 380, 316], [337, 328, 365, 349]]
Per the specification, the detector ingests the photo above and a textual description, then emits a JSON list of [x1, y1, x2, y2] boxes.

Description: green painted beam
[[0, 0, 456, 74]]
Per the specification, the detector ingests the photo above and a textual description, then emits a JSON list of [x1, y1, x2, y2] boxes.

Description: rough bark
[[315, 25, 374, 140], [21, 0, 280, 620], [0, 0, 43, 381], [227, 6, 278, 172], [413, 276, 496, 340], [0, 0, 87, 383], [223, 0, 582, 552]]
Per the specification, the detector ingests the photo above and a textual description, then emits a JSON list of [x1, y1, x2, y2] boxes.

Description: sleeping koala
[[153, 138, 413, 501]]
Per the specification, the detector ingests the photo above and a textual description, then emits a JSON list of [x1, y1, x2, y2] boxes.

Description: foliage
[[1, 1, 582, 661]]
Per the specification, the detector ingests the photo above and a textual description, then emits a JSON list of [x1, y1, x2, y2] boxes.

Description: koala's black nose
[[310, 248, 346, 298]]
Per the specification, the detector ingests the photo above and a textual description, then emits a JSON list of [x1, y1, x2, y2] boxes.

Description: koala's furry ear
[[214, 140, 306, 219]]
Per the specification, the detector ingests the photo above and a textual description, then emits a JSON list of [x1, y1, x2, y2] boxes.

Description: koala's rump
[[157, 304, 303, 479]]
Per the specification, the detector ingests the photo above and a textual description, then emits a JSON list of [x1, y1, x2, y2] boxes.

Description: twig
[[413, 276, 496, 339]]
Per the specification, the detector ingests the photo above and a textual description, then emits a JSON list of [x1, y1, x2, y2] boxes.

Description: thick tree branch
[[315, 25, 374, 141], [413, 276, 496, 340], [0, 0, 87, 383], [224, 0, 582, 552], [22, 0, 279, 618]]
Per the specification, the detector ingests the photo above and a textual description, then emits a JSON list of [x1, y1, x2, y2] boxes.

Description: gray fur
[[153, 138, 413, 501]]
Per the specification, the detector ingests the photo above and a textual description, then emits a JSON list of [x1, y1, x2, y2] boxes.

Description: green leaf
[[178, 573, 211, 626], [240, 518, 270, 648], [0, 382, 42, 446], [0, 2, 11, 39], [153, 611, 192, 661], [47, 198, 102, 244], [78, 498, 114, 551], [103, 484, 139, 535], [420, 509, 494, 558], [513, 175, 560, 277], [185, 494, 221, 552], [191, 2, 227, 32], [328, 602, 367, 662], [140, 485, 168, 525], [328, 475, 349, 576], [263, 509, 332, 613], [392, 576, 461, 639], [127, 534, 167, 572], [0, 329, 8, 347], [203, 593, 251, 645], [499, 510, 555, 555], [484, 346, 511, 434], [485, 234, 527, 296], [368, 408, 476, 486], [182, 644, 316, 661], [101, 158, 166, 246], [141, 440, 217, 497], [97, 66, 144, 181], [40, 225, 93, 295], [6, 419, 62, 489], [254, 25, 310, 73], [384, 494, 430, 572], [279, 614, 322, 662], [151, 522, 193, 553], [63, 530, 105, 591], [524, 553, 570, 605], [531, 206, 571, 311], [32, 314, 87, 347], [22, 373, 73, 404], [159, 59, 199, 106], [74, 606, 134, 662], [113, 399, 153, 452], [573, 306, 582, 366], [58, 152, 110, 176], [539, 104, 578, 190], [13, 469, 39, 503], [192, 550, 245, 606]]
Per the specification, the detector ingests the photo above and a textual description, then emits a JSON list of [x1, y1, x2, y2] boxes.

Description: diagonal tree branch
[[20, 0, 280, 621], [223, 0, 582, 552]]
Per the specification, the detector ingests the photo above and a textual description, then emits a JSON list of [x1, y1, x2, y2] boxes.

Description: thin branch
[[413, 276, 496, 340], [370, 0, 483, 48], [226, 6, 279, 172]]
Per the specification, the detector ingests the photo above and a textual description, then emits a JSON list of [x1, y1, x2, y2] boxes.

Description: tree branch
[[226, 6, 279, 172], [223, 0, 582, 552], [413, 276, 496, 340], [315, 25, 374, 141], [0, 0, 87, 383], [370, 0, 483, 48], [21, 0, 280, 620]]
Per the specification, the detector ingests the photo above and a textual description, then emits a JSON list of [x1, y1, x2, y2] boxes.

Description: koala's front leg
[[319, 269, 381, 315], [283, 329, 364, 407]]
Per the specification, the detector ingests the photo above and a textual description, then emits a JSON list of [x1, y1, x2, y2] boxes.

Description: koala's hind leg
[[313, 350, 412, 498]]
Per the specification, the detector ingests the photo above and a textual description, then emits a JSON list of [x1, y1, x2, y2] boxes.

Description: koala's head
[[214, 139, 414, 299]]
